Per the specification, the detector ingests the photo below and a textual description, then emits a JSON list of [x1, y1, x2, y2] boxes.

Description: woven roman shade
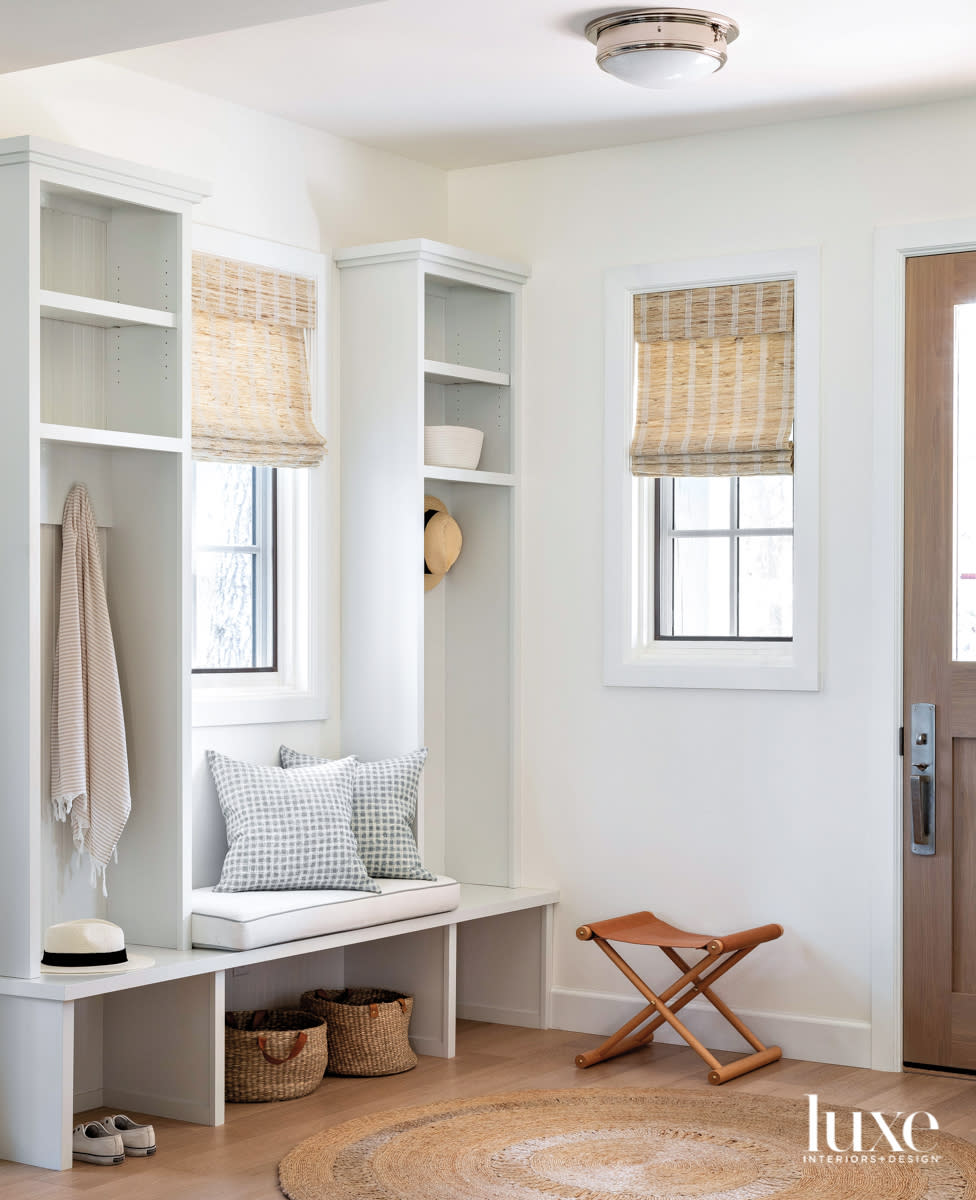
[[192, 252, 326, 467], [631, 279, 794, 477]]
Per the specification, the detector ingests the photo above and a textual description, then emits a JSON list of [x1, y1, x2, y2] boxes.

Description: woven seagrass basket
[[300, 987, 417, 1076], [224, 1009, 328, 1102]]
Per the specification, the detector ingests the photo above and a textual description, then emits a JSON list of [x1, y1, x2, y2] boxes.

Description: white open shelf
[[39, 423, 184, 454], [424, 359, 510, 387], [424, 465, 515, 487], [40, 290, 176, 329]]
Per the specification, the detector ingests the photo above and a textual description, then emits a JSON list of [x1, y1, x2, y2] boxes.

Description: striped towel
[[51, 484, 131, 895]]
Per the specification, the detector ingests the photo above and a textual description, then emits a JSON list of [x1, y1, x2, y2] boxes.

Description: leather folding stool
[[575, 911, 784, 1085]]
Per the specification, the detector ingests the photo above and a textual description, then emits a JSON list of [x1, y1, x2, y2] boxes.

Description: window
[[603, 248, 820, 690], [656, 476, 793, 640], [192, 462, 277, 671], [190, 226, 330, 726]]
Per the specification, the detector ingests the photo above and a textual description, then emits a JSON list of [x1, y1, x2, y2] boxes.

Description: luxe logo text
[[802, 1094, 941, 1165]]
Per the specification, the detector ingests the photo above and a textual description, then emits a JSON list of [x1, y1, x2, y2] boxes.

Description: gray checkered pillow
[[207, 751, 379, 893], [279, 746, 435, 882]]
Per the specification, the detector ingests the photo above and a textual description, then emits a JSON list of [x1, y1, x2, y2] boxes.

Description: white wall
[[0, 58, 446, 249], [446, 96, 976, 1069], [4, 57, 448, 897]]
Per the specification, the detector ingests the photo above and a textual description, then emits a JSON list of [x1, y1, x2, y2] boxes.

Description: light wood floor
[[4, 1021, 976, 1197]]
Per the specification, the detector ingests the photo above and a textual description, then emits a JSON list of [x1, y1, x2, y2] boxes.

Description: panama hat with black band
[[41, 918, 154, 973]]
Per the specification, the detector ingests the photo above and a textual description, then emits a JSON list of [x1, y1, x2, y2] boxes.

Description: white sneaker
[[72, 1121, 124, 1165], [102, 1114, 156, 1157]]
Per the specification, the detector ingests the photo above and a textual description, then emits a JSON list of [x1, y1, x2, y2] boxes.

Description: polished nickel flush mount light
[[585, 8, 739, 89]]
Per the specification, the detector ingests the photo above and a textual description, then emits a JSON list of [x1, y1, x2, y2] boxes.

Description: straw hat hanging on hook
[[424, 496, 462, 592]]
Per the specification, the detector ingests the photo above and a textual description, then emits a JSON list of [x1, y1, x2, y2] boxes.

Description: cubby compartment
[[424, 379, 511, 476], [39, 440, 187, 951], [40, 319, 179, 438], [424, 276, 512, 374], [225, 934, 453, 1058], [70, 974, 222, 1129], [423, 481, 513, 885], [41, 189, 178, 312]]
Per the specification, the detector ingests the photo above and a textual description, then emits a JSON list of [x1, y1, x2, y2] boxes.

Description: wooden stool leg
[[575, 1002, 657, 1068], [661, 947, 783, 1085], [708, 1047, 782, 1085], [579, 973, 705, 1067]]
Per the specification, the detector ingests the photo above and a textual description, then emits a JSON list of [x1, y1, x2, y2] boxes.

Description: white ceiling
[[99, 0, 976, 169], [0, 0, 376, 75]]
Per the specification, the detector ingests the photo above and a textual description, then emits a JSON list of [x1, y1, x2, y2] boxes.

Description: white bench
[[0, 883, 557, 1170]]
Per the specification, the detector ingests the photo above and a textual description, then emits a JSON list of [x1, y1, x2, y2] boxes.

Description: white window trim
[[191, 225, 330, 726], [603, 247, 821, 691]]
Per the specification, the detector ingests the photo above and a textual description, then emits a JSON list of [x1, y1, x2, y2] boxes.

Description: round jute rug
[[278, 1087, 976, 1200]]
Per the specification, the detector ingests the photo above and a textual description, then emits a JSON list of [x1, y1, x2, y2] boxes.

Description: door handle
[[910, 774, 932, 849], [910, 702, 936, 856]]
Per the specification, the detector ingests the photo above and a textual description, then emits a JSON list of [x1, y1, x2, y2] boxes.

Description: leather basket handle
[[397, 997, 408, 1013], [257, 1030, 308, 1065]]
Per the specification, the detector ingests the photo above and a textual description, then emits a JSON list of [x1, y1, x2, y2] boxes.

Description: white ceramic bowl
[[424, 425, 485, 470]]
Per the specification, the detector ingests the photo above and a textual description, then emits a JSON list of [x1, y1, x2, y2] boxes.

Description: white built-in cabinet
[[335, 240, 529, 889], [0, 136, 208, 981], [0, 165, 554, 1173]]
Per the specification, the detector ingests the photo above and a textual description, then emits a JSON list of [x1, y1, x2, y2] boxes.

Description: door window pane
[[672, 537, 731, 636], [955, 303, 976, 660], [739, 536, 793, 637]]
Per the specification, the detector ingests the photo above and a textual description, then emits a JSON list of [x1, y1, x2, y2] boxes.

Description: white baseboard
[[103, 1089, 214, 1125], [73, 1087, 103, 1113], [457, 1002, 543, 1029], [411, 1034, 450, 1058], [551, 987, 872, 1069]]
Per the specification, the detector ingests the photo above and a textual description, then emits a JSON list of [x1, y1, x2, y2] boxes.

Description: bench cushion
[[191, 876, 461, 951]]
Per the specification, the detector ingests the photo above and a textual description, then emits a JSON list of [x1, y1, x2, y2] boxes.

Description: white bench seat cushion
[[191, 875, 461, 951]]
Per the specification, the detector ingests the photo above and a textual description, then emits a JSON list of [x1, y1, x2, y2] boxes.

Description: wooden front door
[[904, 250, 976, 1070]]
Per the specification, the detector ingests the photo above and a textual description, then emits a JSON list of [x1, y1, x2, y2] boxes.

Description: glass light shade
[[598, 45, 722, 88], [585, 10, 738, 90]]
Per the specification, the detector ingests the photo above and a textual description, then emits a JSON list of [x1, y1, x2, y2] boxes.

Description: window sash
[[654, 478, 793, 642]]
